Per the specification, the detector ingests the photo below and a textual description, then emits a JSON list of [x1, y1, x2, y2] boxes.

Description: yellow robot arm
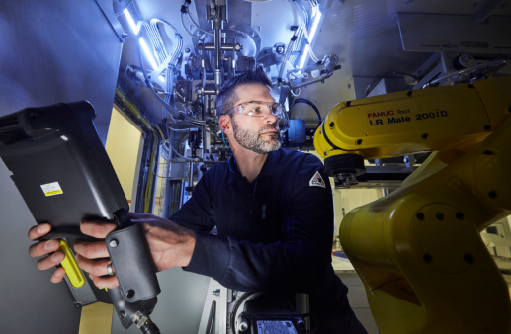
[[316, 76, 511, 334], [314, 76, 511, 187]]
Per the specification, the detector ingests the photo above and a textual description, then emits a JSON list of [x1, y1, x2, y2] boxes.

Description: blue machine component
[[287, 120, 306, 143]]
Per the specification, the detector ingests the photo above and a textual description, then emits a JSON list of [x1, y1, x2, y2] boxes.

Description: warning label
[[40, 182, 63, 197], [256, 320, 299, 334], [309, 171, 326, 188]]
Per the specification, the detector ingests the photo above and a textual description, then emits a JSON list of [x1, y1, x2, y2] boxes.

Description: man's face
[[229, 84, 281, 154]]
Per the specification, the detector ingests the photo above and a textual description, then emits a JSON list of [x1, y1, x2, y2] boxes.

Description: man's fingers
[[89, 274, 119, 289], [29, 239, 60, 258], [80, 221, 116, 239], [75, 254, 110, 277], [37, 251, 65, 271], [74, 240, 110, 259], [28, 223, 51, 240], [50, 267, 66, 284]]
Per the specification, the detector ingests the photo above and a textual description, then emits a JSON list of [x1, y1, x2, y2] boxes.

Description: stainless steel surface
[[0, 0, 123, 332], [295, 293, 310, 330]]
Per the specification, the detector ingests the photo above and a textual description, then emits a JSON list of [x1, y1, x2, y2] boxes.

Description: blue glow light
[[124, 9, 139, 35], [299, 9, 322, 68]]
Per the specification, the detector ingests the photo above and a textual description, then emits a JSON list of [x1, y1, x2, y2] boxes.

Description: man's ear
[[218, 115, 232, 134]]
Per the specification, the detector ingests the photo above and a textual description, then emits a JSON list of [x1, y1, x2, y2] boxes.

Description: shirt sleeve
[[169, 168, 216, 232], [184, 155, 335, 295]]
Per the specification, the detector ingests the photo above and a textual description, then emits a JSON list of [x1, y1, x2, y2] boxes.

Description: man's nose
[[264, 112, 278, 124]]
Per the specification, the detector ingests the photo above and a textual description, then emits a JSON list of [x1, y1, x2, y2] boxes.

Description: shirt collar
[[226, 149, 280, 184]]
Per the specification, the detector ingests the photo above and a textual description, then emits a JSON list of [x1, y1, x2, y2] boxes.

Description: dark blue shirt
[[170, 148, 347, 309]]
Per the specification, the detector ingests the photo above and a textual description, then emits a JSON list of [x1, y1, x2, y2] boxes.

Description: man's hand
[[28, 223, 66, 283], [74, 213, 196, 289]]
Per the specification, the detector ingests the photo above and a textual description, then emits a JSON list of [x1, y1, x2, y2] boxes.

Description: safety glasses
[[222, 102, 286, 119]]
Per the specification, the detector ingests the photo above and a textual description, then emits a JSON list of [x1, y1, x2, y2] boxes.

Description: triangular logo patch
[[309, 171, 326, 188]]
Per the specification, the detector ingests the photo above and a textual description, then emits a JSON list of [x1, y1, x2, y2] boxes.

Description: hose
[[291, 98, 321, 125], [422, 59, 506, 88], [136, 36, 206, 127]]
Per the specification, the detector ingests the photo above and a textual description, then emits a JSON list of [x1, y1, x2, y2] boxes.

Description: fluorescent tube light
[[124, 9, 139, 35], [299, 10, 322, 68]]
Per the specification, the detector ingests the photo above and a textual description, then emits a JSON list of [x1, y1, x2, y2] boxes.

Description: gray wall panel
[[111, 268, 210, 334], [0, 0, 123, 332]]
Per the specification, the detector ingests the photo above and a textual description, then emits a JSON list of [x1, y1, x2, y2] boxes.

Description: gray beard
[[231, 118, 282, 154]]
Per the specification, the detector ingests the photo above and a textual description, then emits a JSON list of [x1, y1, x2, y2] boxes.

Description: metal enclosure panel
[[396, 13, 511, 53], [111, 268, 211, 334], [0, 0, 123, 332]]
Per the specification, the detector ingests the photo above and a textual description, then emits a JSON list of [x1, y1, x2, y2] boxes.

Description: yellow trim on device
[[58, 239, 85, 288]]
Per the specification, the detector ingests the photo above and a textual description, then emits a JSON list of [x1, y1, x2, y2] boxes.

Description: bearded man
[[28, 66, 367, 333]]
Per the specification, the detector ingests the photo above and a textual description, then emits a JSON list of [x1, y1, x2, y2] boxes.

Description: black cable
[[291, 98, 321, 125], [365, 71, 420, 97]]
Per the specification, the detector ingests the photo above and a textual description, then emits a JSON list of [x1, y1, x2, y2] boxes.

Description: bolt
[[126, 290, 135, 299], [75, 303, 82, 309], [213, 289, 220, 297], [122, 33, 128, 39], [407, 0, 413, 6], [463, 55, 473, 62], [110, 239, 119, 248], [348, 84, 351, 89], [238, 320, 249, 332], [185, 47, 191, 53], [120, 311, 125, 318]]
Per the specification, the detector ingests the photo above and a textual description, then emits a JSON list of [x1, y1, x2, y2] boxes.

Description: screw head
[[238, 320, 249, 332], [120, 311, 125, 318], [185, 47, 191, 53], [110, 239, 119, 248]]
